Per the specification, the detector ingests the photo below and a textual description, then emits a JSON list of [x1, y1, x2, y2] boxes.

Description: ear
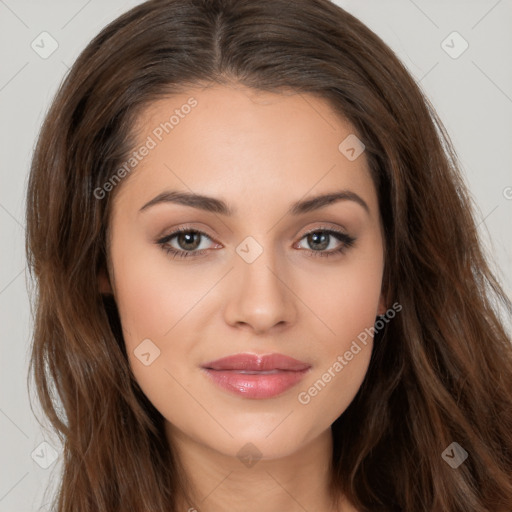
[[98, 266, 113, 295], [377, 290, 388, 317]]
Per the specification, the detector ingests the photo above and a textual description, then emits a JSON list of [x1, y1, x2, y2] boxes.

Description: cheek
[[110, 248, 200, 417], [301, 251, 384, 349], [294, 250, 383, 417], [110, 244, 217, 403], [111, 243, 211, 344], [295, 284, 377, 427]]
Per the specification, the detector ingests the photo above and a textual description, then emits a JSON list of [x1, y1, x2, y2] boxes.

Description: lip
[[201, 353, 311, 399]]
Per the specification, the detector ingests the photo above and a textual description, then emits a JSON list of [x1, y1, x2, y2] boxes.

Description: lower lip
[[202, 368, 310, 399]]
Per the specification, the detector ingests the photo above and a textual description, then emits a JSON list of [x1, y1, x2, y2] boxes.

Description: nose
[[223, 246, 297, 335]]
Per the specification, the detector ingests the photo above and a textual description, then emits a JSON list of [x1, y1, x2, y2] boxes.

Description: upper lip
[[202, 353, 311, 371]]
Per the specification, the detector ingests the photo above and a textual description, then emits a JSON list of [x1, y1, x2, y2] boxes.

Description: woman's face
[[103, 84, 386, 460]]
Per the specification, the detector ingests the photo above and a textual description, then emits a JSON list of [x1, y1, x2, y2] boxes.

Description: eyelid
[[156, 222, 355, 261], [156, 225, 219, 246], [296, 222, 350, 238], [157, 222, 350, 245]]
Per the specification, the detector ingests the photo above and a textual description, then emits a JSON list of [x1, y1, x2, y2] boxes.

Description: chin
[[205, 423, 318, 462]]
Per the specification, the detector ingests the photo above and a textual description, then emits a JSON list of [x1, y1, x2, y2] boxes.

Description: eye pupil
[[178, 231, 200, 250], [308, 232, 329, 251]]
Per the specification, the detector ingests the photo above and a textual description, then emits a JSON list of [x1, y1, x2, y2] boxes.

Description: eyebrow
[[138, 189, 370, 216]]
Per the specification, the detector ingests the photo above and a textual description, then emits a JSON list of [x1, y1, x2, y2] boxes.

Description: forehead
[[112, 84, 376, 216], [135, 84, 355, 152]]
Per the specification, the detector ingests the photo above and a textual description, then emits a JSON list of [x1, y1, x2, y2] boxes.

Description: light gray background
[[1, 1, 511, 511]]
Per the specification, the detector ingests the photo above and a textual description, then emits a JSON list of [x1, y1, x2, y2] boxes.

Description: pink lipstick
[[201, 353, 311, 399]]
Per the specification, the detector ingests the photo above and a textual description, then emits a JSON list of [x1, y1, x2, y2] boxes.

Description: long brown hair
[[25, 0, 512, 510]]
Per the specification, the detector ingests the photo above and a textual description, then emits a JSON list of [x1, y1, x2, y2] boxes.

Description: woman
[[26, 0, 512, 510]]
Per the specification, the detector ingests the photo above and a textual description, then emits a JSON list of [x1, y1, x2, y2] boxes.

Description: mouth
[[201, 353, 311, 399]]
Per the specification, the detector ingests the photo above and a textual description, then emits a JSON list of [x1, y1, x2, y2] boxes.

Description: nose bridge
[[224, 234, 296, 332], [236, 233, 286, 302]]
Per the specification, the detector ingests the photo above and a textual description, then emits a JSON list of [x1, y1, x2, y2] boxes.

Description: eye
[[156, 225, 356, 260], [295, 227, 356, 258], [156, 227, 217, 259]]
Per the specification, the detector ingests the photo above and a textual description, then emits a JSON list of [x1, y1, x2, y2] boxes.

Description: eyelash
[[156, 225, 356, 260]]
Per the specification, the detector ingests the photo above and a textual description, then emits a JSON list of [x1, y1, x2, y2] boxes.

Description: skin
[[99, 83, 387, 512]]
